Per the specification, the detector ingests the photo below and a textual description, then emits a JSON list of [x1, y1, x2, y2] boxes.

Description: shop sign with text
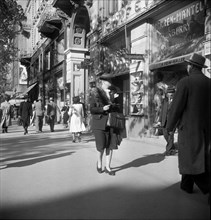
[[150, 0, 205, 63], [101, 0, 162, 36]]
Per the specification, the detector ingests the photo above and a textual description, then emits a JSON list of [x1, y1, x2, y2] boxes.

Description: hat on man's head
[[49, 97, 53, 101], [99, 73, 113, 80], [185, 53, 207, 68]]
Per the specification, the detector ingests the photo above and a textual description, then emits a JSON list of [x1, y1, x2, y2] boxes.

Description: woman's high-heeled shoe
[[97, 163, 103, 174], [105, 167, 115, 176]]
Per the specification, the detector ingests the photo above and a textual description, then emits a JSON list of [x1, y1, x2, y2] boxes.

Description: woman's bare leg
[[105, 149, 113, 171]]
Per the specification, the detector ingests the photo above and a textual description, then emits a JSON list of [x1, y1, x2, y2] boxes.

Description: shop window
[[113, 76, 130, 116]]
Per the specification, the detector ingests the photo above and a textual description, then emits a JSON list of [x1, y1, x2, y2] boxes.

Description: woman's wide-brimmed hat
[[99, 73, 113, 80], [185, 53, 207, 68]]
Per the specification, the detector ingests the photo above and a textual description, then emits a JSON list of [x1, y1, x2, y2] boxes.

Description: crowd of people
[[0, 53, 210, 203]]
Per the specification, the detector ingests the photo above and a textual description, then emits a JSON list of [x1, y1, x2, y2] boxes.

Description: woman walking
[[68, 96, 86, 142], [89, 73, 124, 176]]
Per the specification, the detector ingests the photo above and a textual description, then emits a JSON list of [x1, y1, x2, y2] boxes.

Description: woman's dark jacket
[[89, 87, 120, 131]]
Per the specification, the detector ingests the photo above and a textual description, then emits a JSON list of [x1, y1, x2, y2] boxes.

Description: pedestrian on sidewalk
[[0, 95, 12, 133], [61, 101, 69, 128], [30, 100, 36, 126], [46, 97, 60, 132], [68, 96, 86, 142], [89, 73, 124, 176], [166, 53, 210, 201], [19, 94, 33, 135], [34, 96, 45, 133], [160, 86, 177, 156]]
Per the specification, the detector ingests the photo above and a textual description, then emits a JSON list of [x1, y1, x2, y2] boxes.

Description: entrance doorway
[[154, 63, 188, 86], [151, 63, 188, 135]]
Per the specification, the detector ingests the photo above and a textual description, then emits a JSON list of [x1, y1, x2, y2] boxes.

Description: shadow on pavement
[[3, 152, 75, 169], [0, 132, 95, 169], [0, 183, 209, 219], [113, 153, 165, 173]]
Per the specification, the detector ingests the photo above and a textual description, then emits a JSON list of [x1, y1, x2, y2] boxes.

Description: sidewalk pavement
[[0, 122, 210, 219]]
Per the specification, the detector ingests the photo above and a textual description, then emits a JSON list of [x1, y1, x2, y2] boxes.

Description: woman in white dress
[[68, 96, 86, 142]]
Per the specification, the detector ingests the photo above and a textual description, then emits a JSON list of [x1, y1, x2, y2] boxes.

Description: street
[[0, 122, 210, 219]]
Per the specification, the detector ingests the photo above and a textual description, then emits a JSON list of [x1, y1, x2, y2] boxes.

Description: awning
[[22, 82, 37, 96], [149, 54, 193, 70]]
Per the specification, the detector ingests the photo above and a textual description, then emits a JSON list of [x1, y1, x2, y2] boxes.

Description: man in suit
[[34, 96, 45, 133], [160, 86, 177, 156], [19, 94, 33, 135], [47, 97, 58, 132], [166, 53, 210, 201]]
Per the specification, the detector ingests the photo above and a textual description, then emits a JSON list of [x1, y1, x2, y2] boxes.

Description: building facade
[[20, 0, 210, 139]]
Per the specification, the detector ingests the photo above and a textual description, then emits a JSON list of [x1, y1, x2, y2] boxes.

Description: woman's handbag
[[107, 112, 125, 130]]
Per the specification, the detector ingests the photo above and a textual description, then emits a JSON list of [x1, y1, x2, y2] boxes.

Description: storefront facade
[[88, 0, 210, 139], [148, 0, 210, 136], [26, 0, 210, 139]]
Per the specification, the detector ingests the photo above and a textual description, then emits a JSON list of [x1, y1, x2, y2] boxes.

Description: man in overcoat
[[19, 95, 33, 135], [166, 53, 210, 200]]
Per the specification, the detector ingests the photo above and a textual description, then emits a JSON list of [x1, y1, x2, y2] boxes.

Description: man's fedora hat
[[185, 53, 207, 68], [99, 73, 113, 80]]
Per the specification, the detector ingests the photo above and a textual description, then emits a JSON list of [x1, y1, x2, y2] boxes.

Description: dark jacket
[[19, 101, 32, 125], [89, 87, 120, 130], [160, 96, 169, 128], [167, 69, 211, 175]]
